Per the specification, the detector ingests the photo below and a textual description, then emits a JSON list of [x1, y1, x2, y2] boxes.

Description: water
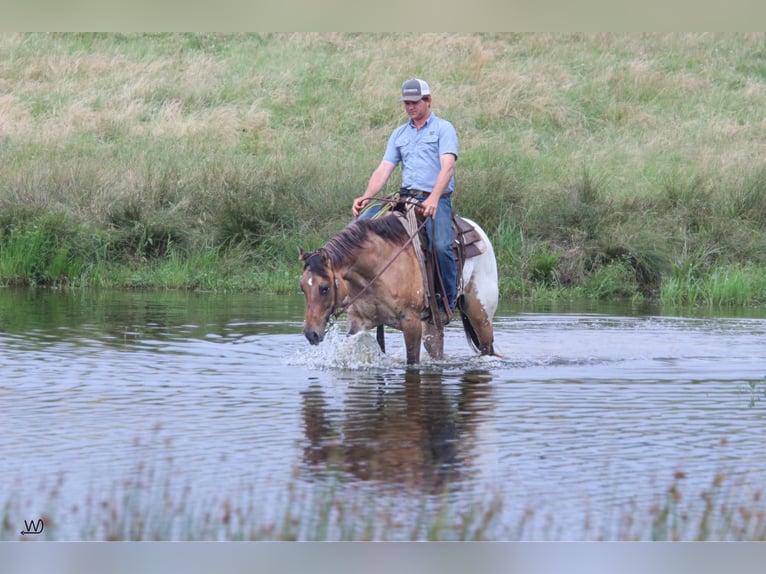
[[1, 288, 765, 540]]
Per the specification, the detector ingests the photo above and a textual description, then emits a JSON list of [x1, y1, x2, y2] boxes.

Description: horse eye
[[319, 286, 330, 296]]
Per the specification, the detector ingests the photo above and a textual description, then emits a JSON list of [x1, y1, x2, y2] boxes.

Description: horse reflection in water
[[301, 370, 494, 492], [299, 211, 499, 365]]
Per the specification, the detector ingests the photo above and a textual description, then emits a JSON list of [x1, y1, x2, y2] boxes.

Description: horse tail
[[456, 295, 490, 355], [458, 306, 482, 353]]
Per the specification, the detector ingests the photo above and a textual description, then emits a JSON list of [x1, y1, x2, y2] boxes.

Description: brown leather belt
[[399, 188, 429, 199]]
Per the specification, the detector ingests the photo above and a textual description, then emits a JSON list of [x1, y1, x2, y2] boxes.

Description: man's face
[[403, 97, 430, 123]]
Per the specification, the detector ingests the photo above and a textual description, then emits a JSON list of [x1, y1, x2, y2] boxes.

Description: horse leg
[[458, 293, 496, 356], [422, 320, 444, 360], [401, 316, 423, 365], [376, 325, 385, 353], [346, 312, 386, 353]]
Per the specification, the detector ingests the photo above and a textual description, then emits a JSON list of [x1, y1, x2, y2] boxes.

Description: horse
[[299, 209, 499, 365]]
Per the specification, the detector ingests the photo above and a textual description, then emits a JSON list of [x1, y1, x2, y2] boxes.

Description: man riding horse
[[352, 78, 458, 319]]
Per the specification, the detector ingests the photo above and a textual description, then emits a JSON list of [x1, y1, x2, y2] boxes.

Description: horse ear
[[298, 247, 309, 263]]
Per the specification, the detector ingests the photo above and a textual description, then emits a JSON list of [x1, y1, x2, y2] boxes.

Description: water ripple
[[2, 292, 766, 539]]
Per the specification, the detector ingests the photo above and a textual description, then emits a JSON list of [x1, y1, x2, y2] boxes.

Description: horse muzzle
[[303, 326, 325, 345]]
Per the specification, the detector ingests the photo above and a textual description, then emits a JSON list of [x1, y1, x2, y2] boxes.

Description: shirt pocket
[[394, 134, 411, 160], [420, 133, 440, 156]]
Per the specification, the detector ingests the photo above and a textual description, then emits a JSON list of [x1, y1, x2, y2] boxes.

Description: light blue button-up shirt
[[382, 113, 459, 194]]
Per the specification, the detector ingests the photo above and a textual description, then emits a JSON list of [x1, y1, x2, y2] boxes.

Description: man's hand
[[352, 196, 369, 218], [419, 194, 439, 219]]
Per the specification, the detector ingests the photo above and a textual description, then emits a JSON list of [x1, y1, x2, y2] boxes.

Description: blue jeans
[[358, 194, 456, 310]]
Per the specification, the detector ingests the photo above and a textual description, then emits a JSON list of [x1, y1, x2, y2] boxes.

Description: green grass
[[660, 259, 766, 307], [3, 33, 766, 304]]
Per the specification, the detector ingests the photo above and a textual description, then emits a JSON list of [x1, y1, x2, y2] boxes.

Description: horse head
[[299, 247, 345, 345]]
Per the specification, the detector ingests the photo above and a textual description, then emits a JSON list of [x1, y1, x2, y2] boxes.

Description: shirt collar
[[408, 111, 434, 129]]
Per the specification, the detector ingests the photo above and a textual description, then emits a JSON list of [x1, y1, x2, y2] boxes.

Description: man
[[352, 78, 458, 314]]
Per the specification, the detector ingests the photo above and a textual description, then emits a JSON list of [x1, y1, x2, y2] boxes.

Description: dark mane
[[305, 215, 410, 276]]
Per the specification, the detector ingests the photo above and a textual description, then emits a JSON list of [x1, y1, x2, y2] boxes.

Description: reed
[[3, 460, 765, 541]]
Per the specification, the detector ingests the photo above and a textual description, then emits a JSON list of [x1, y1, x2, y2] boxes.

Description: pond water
[[1, 288, 765, 540]]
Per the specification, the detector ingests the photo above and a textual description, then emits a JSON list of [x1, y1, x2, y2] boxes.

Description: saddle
[[453, 214, 487, 261], [392, 205, 487, 325]]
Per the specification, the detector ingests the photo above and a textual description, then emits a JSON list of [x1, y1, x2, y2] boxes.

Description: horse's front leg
[[401, 315, 423, 365], [376, 325, 385, 353], [346, 310, 385, 353], [346, 311, 367, 337]]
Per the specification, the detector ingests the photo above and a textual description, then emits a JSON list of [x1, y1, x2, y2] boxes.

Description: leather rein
[[329, 198, 428, 321]]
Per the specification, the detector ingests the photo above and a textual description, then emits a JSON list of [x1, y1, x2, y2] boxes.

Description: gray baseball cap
[[400, 78, 431, 102]]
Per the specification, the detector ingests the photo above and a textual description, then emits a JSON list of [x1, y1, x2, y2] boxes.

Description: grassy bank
[[3, 33, 766, 304]]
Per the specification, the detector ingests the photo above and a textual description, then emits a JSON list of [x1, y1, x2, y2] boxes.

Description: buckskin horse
[[299, 204, 499, 365]]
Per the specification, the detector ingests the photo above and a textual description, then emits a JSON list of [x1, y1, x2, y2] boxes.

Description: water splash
[[290, 326, 401, 370], [290, 324, 514, 371]]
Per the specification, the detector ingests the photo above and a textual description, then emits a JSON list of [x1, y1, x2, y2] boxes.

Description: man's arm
[[420, 153, 456, 219], [352, 160, 397, 218]]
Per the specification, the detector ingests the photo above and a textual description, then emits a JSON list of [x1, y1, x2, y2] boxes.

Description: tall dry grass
[[2, 33, 766, 301]]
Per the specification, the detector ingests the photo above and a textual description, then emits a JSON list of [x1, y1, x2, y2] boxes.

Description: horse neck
[[337, 244, 381, 288], [332, 238, 406, 294]]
